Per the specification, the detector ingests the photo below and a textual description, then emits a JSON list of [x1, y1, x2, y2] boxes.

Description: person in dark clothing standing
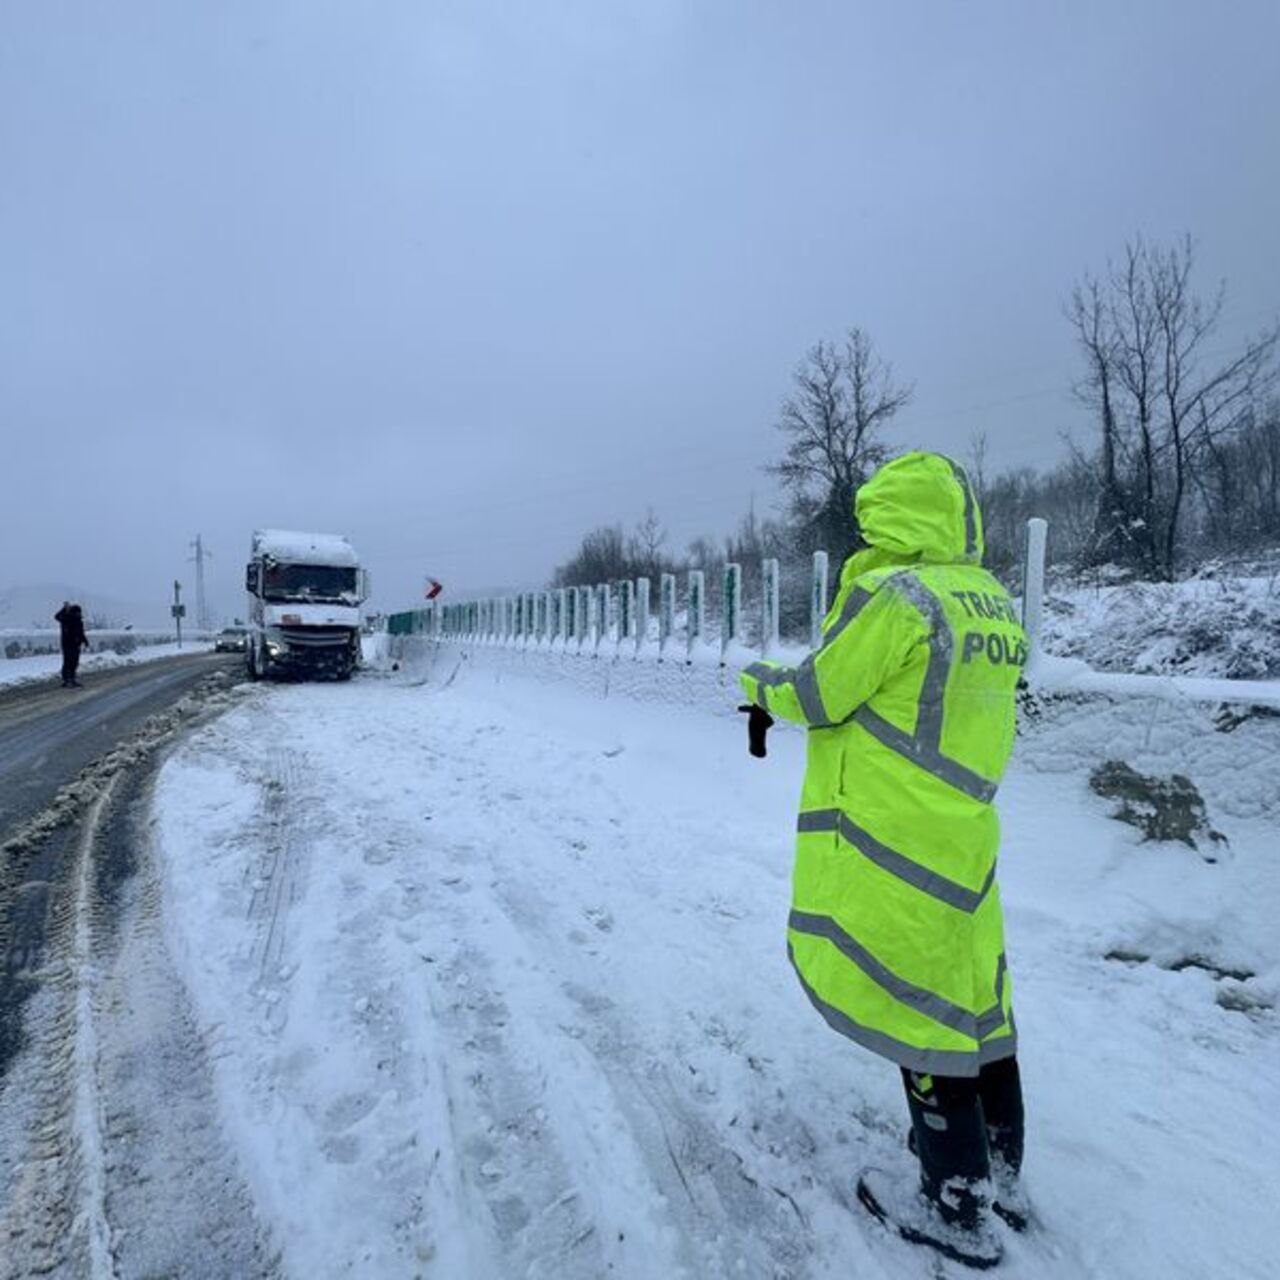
[[55, 601, 89, 687]]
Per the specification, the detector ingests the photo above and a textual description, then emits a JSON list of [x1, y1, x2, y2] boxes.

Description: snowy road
[[0, 651, 231, 835], [0, 658, 272, 1279], [140, 651, 1278, 1279]]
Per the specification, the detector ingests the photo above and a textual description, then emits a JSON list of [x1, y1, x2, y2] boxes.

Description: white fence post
[[556, 588, 567, 644], [761, 557, 779, 657], [722, 562, 742, 659], [659, 573, 676, 657], [635, 578, 650, 654], [811, 550, 829, 649], [1022, 517, 1049, 664], [687, 569, 705, 659], [617, 580, 634, 653], [595, 583, 611, 652]]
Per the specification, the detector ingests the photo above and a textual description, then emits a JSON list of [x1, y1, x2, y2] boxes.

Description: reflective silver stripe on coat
[[821, 585, 875, 649], [744, 659, 833, 727], [941, 455, 977, 559], [796, 809, 995, 913], [787, 944, 1016, 1077], [744, 587, 876, 728], [745, 661, 802, 721], [851, 707, 999, 802], [852, 570, 999, 803], [788, 910, 1000, 1042], [975, 953, 1009, 1040], [792, 654, 828, 724], [886, 573, 951, 745], [744, 661, 788, 687]]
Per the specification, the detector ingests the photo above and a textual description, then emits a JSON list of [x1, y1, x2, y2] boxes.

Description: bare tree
[[1150, 240, 1277, 574], [684, 534, 721, 572], [627, 507, 670, 583], [769, 327, 911, 567], [1193, 399, 1280, 551], [552, 524, 629, 586], [1069, 275, 1137, 566], [1069, 236, 1278, 578]]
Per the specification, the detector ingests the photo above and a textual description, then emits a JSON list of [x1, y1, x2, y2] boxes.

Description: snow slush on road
[[0, 666, 283, 1279]]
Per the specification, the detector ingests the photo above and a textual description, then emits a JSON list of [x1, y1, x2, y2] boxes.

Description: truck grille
[[280, 627, 351, 649]]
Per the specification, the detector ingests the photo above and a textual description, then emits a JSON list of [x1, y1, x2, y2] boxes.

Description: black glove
[[737, 704, 775, 759]]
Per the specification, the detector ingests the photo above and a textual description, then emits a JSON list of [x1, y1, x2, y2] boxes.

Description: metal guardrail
[[386, 521, 1056, 665], [384, 519, 1278, 711]]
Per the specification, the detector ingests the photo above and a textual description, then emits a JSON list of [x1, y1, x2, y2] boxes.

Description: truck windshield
[[263, 563, 358, 603]]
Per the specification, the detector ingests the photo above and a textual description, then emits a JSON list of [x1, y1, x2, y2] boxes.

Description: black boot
[[978, 1056, 1029, 1231], [905, 1060, 1031, 1232], [902, 1068, 993, 1231], [857, 1166, 1002, 1269]]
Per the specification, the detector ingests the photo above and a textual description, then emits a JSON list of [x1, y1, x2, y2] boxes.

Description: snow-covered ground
[[0, 639, 213, 688], [1041, 572, 1280, 679], [150, 643, 1280, 1279]]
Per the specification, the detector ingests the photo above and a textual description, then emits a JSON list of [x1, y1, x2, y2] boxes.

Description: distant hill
[[0, 583, 172, 631]]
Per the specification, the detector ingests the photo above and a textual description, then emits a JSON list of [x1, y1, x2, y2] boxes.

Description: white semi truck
[[244, 529, 368, 680]]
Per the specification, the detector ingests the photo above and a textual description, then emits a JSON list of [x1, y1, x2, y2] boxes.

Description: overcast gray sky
[[3, 0, 1278, 621]]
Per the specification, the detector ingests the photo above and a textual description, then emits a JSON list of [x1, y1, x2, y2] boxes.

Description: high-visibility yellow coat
[[740, 451, 1026, 1077]]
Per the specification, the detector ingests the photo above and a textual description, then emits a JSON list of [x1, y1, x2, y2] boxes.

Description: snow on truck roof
[[251, 529, 360, 566]]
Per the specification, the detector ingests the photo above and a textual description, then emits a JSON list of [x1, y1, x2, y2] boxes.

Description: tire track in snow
[[70, 785, 119, 1280], [246, 748, 307, 1037], [420, 722, 832, 1279], [1, 694, 281, 1280], [157, 696, 458, 1275]]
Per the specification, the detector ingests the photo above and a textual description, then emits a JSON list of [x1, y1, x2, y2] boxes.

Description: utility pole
[[189, 534, 212, 632], [172, 580, 185, 648]]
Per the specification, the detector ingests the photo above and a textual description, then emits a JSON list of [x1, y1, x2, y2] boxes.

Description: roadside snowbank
[[1041, 574, 1280, 680], [152, 648, 1279, 1279], [0, 640, 214, 689]]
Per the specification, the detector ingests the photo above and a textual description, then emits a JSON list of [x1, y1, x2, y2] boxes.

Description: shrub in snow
[[1041, 576, 1280, 679], [1088, 759, 1226, 856]]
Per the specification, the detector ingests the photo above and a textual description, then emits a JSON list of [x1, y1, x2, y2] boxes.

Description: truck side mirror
[[359, 569, 371, 602], [246, 564, 261, 593]]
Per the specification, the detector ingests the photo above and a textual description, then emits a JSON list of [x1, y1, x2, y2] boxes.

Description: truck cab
[[245, 530, 368, 680]]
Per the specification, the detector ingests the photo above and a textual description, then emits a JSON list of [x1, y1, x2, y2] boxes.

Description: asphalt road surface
[[0, 652, 233, 839]]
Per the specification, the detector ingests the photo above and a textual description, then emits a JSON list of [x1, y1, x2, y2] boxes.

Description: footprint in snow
[[323, 1090, 381, 1132], [321, 1133, 361, 1165]]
